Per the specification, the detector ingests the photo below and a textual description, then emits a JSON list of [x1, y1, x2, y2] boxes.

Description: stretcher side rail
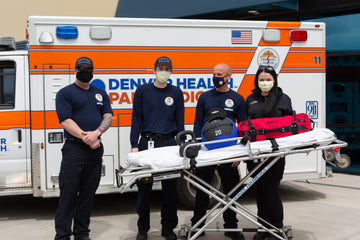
[[116, 135, 347, 194], [180, 137, 347, 169]]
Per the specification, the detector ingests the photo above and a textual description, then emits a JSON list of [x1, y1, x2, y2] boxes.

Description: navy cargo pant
[[191, 163, 240, 229], [136, 137, 178, 233], [55, 139, 103, 240], [247, 157, 285, 228]]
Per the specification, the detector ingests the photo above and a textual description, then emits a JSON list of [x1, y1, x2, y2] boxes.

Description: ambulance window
[[0, 61, 15, 109]]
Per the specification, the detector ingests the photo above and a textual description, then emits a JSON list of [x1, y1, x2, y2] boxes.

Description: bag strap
[[310, 119, 315, 130], [266, 137, 279, 152], [247, 117, 258, 142], [289, 110, 298, 135], [240, 135, 249, 145]]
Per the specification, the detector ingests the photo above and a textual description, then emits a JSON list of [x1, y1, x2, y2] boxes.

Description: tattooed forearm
[[97, 113, 113, 133]]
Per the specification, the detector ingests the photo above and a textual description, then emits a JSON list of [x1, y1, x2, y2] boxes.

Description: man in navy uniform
[[54, 56, 113, 240], [191, 63, 247, 240], [130, 56, 184, 240]]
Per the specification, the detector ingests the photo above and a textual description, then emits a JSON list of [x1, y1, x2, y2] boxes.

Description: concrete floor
[[0, 172, 359, 240]]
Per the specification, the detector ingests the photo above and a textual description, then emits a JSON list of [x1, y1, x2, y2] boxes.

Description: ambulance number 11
[[314, 56, 321, 64]]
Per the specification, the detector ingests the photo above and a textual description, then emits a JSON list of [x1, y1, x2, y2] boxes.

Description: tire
[[322, 149, 335, 162], [177, 170, 222, 209], [336, 154, 351, 169]]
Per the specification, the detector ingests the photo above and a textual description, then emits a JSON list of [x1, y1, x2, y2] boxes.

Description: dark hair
[[254, 66, 282, 117]]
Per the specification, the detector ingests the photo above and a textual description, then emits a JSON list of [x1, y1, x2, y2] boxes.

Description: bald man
[[191, 63, 247, 240]]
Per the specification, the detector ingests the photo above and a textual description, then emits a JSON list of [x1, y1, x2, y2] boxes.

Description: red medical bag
[[238, 112, 312, 142]]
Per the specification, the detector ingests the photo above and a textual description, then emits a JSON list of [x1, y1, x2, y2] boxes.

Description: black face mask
[[212, 76, 225, 88], [76, 70, 93, 83]]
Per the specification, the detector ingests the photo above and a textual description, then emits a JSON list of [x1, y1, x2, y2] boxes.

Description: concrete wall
[[0, 0, 118, 42]]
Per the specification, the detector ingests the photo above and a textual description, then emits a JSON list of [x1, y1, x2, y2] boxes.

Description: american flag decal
[[232, 30, 252, 44]]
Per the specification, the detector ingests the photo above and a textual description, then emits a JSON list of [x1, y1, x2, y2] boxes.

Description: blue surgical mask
[[212, 76, 225, 88]]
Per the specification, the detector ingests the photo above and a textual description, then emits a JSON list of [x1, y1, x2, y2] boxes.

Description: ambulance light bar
[[56, 26, 78, 39], [290, 30, 307, 41]]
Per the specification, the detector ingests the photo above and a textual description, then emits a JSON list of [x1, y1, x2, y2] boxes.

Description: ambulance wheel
[[322, 149, 335, 162], [177, 170, 222, 209], [336, 154, 351, 169]]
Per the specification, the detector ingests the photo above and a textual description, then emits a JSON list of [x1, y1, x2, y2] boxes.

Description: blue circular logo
[[91, 79, 106, 90]]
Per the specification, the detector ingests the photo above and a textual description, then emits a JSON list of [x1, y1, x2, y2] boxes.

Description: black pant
[[247, 157, 285, 228], [55, 140, 103, 240], [191, 163, 240, 229], [136, 137, 178, 233]]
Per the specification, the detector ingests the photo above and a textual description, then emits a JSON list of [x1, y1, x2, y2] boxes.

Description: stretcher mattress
[[127, 128, 336, 170]]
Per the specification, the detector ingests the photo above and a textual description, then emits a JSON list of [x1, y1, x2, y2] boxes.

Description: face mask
[[76, 71, 93, 83], [258, 81, 274, 92], [156, 71, 171, 83], [212, 76, 225, 88]]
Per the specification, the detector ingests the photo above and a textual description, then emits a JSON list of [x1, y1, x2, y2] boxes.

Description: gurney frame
[[116, 135, 347, 240]]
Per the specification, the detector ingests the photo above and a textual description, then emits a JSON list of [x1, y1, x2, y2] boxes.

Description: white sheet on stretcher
[[127, 128, 336, 170]]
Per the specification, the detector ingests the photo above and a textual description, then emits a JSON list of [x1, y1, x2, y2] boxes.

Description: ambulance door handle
[[18, 129, 22, 143]]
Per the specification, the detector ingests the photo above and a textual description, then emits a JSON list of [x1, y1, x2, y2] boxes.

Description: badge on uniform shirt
[[148, 140, 154, 150], [95, 93, 103, 105], [165, 97, 174, 106], [225, 99, 234, 108], [95, 93, 103, 102]]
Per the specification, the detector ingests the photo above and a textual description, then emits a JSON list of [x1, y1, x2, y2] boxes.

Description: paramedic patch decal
[[257, 48, 280, 68], [231, 30, 252, 44], [225, 99, 234, 108], [165, 97, 174, 106], [95, 93, 103, 102]]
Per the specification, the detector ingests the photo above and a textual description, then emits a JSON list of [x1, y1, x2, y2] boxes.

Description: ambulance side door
[[43, 64, 71, 190], [0, 55, 30, 188]]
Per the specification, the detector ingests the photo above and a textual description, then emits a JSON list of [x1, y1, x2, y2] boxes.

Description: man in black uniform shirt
[[191, 63, 247, 240], [130, 56, 185, 240], [54, 56, 113, 240]]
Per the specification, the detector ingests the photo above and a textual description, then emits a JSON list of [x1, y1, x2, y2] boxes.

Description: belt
[[141, 131, 175, 141], [66, 137, 87, 146]]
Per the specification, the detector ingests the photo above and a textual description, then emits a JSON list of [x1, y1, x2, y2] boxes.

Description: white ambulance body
[[0, 16, 325, 202]]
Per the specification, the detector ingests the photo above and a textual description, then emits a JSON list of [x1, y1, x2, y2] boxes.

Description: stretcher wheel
[[322, 149, 335, 162], [178, 225, 188, 240], [283, 225, 293, 240], [336, 154, 351, 169]]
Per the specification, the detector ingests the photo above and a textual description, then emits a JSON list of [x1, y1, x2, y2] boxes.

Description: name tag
[[148, 140, 154, 150]]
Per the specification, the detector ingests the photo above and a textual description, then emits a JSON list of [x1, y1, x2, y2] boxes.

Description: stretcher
[[116, 128, 348, 240]]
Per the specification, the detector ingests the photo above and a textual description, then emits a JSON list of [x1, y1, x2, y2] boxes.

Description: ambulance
[[0, 16, 327, 207]]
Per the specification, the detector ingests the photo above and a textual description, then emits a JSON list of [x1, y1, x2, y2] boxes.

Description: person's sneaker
[[136, 231, 148, 240], [161, 228, 177, 240], [224, 231, 245, 240]]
